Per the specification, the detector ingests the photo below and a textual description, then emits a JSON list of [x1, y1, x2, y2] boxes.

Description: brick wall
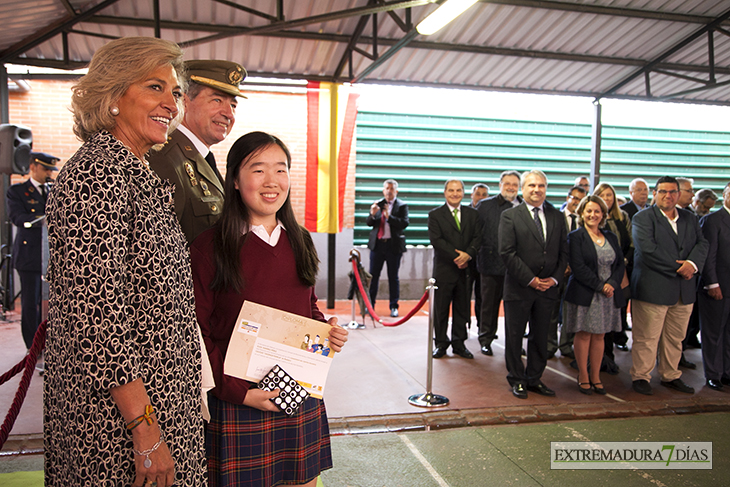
[[2, 80, 356, 229]]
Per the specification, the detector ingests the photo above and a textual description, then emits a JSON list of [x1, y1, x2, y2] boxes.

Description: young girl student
[[190, 131, 349, 487]]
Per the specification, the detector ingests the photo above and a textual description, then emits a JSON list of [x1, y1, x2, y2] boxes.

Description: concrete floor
[[2, 299, 729, 486]]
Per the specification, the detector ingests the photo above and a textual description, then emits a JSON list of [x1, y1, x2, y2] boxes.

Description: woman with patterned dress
[[594, 182, 634, 358], [44, 37, 206, 487], [190, 131, 348, 487], [563, 195, 626, 395]]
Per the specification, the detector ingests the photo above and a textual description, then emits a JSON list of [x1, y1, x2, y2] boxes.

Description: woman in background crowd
[[45, 37, 206, 486], [563, 196, 626, 395], [191, 131, 348, 487]]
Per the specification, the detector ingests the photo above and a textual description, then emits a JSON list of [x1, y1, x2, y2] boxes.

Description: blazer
[[148, 129, 225, 245], [631, 205, 708, 306], [428, 204, 482, 284], [699, 207, 730, 294], [366, 197, 409, 254], [498, 201, 568, 301], [620, 200, 645, 221], [564, 227, 626, 308], [475, 194, 522, 276], [7, 179, 47, 272]]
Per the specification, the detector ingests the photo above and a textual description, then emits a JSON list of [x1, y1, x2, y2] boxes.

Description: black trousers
[[478, 274, 504, 347], [369, 239, 402, 310], [433, 272, 470, 352], [504, 293, 555, 387], [18, 270, 42, 349], [698, 291, 730, 381]]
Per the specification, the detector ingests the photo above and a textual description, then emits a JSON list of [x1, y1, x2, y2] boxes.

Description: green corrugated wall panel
[[354, 112, 730, 246]]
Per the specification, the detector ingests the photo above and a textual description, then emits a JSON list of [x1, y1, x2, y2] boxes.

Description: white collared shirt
[[178, 124, 211, 160], [249, 220, 286, 247], [381, 199, 395, 239]]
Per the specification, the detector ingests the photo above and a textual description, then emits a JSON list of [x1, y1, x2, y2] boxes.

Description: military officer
[[6, 151, 59, 351], [149, 59, 246, 244]]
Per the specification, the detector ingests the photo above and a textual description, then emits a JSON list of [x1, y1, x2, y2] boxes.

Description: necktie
[[377, 212, 386, 239], [569, 213, 576, 231], [204, 151, 217, 173], [533, 207, 544, 243], [40, 184, 47, 200], [453, 208, 461, 231]]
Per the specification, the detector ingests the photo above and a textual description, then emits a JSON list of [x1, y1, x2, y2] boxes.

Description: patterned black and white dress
[[44, 131, 207, 485]]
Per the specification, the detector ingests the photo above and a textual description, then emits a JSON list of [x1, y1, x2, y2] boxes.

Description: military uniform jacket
[[148, 129, 224, 245], [6, 179, 46, 272]]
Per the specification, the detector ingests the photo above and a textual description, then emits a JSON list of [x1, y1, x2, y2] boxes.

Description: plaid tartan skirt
[[206, 393, 333, 486]]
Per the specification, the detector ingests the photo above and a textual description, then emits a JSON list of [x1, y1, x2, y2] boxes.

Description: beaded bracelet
[[126, 404, 155, 431], [133, 437, 163, 469]]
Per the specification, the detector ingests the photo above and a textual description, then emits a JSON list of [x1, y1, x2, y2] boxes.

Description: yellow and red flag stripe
[[305, 81, 359, 233]]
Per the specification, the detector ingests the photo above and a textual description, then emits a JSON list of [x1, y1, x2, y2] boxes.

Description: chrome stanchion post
[[408, 278, 449, 408], [348, 249, 365, 329]]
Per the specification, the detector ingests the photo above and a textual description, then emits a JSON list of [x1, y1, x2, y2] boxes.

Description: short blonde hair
[[71, 37, 186, 141], [576, 195, 608, 228]]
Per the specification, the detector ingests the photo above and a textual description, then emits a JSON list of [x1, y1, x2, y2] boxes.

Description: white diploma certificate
[[223, 301, 335, 398]]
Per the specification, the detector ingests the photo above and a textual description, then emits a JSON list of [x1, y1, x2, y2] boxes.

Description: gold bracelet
[[126, 404, 155, 431]]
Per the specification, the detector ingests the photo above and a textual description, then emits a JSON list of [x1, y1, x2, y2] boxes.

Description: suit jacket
[[564, 227, 626, 308], [148, 129, 225, 245], [476, 194, 522, 276], [620, 200, 645, 221], [498, 201, 568, 301], [428, 204, 482, 284], [366, 197, 409, 254], [699, 207, 730, 294], [631, 205, 708, 306], [7, 179, 47, 272]]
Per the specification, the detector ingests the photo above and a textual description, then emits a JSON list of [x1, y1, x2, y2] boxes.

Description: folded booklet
[[224, 301, 335, 398]]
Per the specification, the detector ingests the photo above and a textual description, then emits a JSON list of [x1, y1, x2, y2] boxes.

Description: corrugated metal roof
[[2, 0, 730, 104]]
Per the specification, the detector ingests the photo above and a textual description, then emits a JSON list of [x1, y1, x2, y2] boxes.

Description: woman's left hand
[[326, 317, 348, 353], [602, 283, 615, 298]]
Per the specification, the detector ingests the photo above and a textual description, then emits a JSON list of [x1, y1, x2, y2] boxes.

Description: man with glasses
[[630, 176, 708, 395], [621, 178, 650, 220], [677, 177, 696, 212], [692, 189, 718, 217]]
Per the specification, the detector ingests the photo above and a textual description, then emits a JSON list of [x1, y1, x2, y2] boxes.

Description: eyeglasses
[[680, 188, 695, 195], [656, 190, 679, 196]]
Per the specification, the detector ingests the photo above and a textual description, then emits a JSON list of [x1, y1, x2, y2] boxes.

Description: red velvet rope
[[0, 319, 47, 449], [350, 256, 428, 327]]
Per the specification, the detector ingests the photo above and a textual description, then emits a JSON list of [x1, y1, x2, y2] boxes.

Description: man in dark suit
[[621, 178, 649, 221], [366, 179, 409, 317], [630, 176, 708, 395], [468, 183, 489, 331], [499, 170, 568, 398], [149, 60, 246, 244], [698, 183, 730, 391], [476, 170, 522, 356], [429, 179, 482, 359], [6, 152, 59, 350]]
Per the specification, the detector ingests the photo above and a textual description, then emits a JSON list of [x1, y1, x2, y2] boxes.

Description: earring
[[110, 106, 119, 116]]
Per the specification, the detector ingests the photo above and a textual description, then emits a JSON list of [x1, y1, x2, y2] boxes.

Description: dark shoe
[[454, 348, 474, 359], [632, 379, 653, 395], [547, 351, 556, 359], [577, 377, 592, 395], [480, 345, 493, 356], [526, 383, 556, 396], [591, 382, 607, 395], [390, 308, 399, 318], [679, 354, 696, 369], [512, 383, 528, 399], [521, 347, 527, 356], [432, 347, 447, 359], [661, 378, 695, 394], [706, 379, 724, 391], [616, 344, 629, 352], [721, 377, 730, 386]]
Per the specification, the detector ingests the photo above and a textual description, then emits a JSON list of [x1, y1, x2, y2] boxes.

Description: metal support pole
[[589, 100, 602, 192], [408, 278, 449, 408]]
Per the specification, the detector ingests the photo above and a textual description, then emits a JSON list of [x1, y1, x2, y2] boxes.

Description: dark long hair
[[211, 131, 319, 292]]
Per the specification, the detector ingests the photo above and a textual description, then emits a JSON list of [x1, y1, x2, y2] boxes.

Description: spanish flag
[[305, 81, 359, 233]]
